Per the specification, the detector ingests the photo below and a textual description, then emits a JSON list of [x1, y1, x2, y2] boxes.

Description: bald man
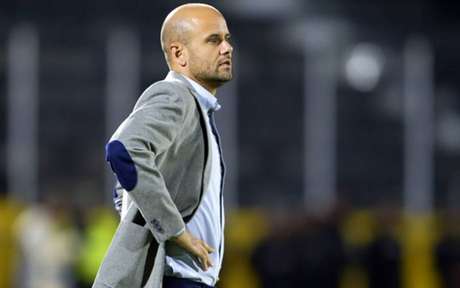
[[93, 3, 233, 288]]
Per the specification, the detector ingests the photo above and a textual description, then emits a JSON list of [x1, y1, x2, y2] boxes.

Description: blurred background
[[1, 0, 460, 287]]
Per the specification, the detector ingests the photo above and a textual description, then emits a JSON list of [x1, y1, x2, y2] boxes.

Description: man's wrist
[[171, 230, 196, 253], [173, 227, 186, 238]]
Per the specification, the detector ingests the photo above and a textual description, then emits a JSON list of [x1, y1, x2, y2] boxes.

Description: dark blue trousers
[[163, 276, 215, 288]]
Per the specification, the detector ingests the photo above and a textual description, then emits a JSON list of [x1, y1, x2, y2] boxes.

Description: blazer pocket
[[93, 220, 154, 288], [119, 220, 152, 251]]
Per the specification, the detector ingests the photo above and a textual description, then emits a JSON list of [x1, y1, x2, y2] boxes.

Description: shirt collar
[[182, 74, 221, 113]]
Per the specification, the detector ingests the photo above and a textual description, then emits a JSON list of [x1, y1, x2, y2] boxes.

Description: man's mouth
[[218, 59, 232, 66]]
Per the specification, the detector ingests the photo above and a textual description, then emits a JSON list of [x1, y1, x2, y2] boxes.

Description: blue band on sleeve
[[106, 140, 138, 191]]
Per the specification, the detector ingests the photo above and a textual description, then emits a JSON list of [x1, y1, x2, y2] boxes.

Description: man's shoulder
[[143, 78, 191, 99], [135, 78, 195, 109]]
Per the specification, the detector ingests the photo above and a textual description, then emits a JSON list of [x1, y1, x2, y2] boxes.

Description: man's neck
[[175, 70, 217, 95]]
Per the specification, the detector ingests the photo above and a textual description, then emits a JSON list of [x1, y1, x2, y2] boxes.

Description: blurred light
[[437, 111, 460, 152], [222, 0, 301, 19], [345, 43, 384, 92]]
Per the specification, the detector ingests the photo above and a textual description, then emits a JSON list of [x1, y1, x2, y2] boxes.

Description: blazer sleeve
[[105, 84, 186, 243]]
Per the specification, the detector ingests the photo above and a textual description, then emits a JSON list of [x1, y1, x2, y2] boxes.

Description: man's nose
[[220, 40, 233, 54]]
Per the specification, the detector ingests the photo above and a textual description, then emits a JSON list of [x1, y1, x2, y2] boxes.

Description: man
[[92, 3, 233, 288]]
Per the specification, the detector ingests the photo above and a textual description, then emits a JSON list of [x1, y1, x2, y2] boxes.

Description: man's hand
[[171, 230, 215, 271]]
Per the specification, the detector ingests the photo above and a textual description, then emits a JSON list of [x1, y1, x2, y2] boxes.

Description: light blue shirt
[[164, 75, 225, 286]]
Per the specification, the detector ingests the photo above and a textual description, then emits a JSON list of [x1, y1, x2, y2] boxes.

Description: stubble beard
[[191, 61, 232, 89]]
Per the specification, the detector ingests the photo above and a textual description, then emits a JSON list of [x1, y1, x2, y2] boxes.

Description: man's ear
[[170, 42, 187, 67]]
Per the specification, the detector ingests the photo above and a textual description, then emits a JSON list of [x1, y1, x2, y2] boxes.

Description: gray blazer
[[93, 71, 214, 288]]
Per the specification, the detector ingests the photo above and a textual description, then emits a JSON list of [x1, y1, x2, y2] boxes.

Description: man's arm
[[106, 85, 186, 242]]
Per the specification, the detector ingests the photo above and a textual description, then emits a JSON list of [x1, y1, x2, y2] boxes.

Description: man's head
[[160, 3, 233, 94]]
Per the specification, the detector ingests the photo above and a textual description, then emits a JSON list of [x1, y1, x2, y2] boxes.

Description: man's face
[[185, 13, 233, 88]]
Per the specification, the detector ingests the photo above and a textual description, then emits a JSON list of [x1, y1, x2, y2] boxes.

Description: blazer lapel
[[165, 71, 213, 200]]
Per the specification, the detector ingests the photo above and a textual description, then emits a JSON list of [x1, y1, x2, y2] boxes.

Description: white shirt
[[164, 75, 225, 286]]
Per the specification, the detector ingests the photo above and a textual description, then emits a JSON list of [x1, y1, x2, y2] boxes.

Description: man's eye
[[208, 38, 220, 44]]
